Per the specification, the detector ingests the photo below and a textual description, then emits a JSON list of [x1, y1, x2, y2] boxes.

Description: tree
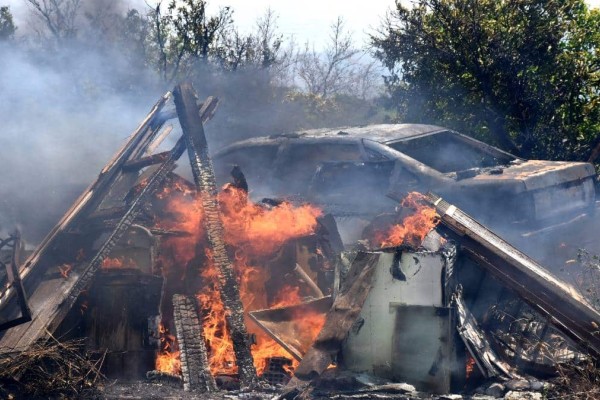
[[146, 0, 233, 84], [0, 6, 16, 41], [296, 17, 380, 100], [26, 0, 81, 41], [373, 0, 600, 160]]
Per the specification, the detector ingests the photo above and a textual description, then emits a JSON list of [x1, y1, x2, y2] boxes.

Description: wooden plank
[[427, 192, 600, 359], [173, 83, 258, 388], [283, 251, 380, 394]]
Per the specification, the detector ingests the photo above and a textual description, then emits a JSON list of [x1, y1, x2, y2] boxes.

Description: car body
[[214, 124, 596, 242]]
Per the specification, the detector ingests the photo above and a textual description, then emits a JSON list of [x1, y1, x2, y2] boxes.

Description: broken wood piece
[[172, 294, 216, 392], [145, 125, 174, 156], [122, 151, 171, 172], [173, 83, 258, 388], [293, 263, 324, 299], [284, 251, 380, 393], [249, 296, 333, 362], [427, 192, 600, 359]]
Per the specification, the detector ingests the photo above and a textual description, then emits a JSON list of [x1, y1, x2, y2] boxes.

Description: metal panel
[[341, 249, 454, 393]]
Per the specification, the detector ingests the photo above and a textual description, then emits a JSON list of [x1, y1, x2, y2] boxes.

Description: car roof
[[292, 123, 447, 143], [215, 124, 449, 155]]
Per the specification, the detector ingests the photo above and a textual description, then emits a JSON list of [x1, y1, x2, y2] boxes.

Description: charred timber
[[173, 83, 258, 387], [427, 193, 600, 360], [172, 294, 216, 392], [122, 151, 171, 172]]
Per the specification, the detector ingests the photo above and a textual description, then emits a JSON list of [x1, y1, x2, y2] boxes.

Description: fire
[[58, 263, 72, 279], [101, 256, 137, 270], [219, 183, 322, 257], [156, 351, 181, 376], [153, 183, 325, 377], [155, 323, 181, 375], [374, 192, 439, 248]]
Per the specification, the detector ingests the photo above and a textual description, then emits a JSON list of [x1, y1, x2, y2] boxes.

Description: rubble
[[1, 83, 599, 400]]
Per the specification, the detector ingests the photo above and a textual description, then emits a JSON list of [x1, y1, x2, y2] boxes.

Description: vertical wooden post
[[173, 83, 258, 388], [173, 294, 217, 392]]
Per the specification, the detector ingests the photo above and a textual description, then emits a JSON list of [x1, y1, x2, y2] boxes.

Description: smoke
[[0, 37, 160, 243]]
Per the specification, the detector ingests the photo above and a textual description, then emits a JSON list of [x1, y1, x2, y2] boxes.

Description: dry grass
[[0, 332, 105, 398]]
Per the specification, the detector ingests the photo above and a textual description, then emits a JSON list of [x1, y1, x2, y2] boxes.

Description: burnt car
[[214, 124, 596, 242]]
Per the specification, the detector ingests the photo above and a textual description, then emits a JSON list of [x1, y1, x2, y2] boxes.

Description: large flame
[[153, 183, 325, 377], [374, 192, 439, 248]]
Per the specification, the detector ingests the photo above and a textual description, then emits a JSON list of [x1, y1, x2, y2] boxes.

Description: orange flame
[[156, 351, 181, 376], [58, 263, 72, 279], [219, 184, 322, 257], [374, 192, 439, 248], [101, 256, 137, 270], [153, 184, 325, 377], [155, 323, 181, 375]]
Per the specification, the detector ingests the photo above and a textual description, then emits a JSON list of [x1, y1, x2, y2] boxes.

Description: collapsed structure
[[1, 84, 599, 399]]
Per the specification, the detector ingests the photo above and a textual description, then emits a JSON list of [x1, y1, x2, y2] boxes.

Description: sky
[[4, 0, 598, 50]]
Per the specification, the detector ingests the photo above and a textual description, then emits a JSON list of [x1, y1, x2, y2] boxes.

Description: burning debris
[[1, 83, 599, 400]]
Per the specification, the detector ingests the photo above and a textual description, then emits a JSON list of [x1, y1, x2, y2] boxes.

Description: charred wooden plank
[[86, 206, 128, 222], [122, 151, 171, 172], [173, 83, 258, 388], [427, 192, 600, 360], [284, 252, 380, 393], [172, 294, 216, 392]]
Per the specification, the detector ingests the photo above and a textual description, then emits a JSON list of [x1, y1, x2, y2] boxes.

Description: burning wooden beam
[[173, 83, 258, 388], [172, 294, 216, 392], [427, 192, 600, 359]]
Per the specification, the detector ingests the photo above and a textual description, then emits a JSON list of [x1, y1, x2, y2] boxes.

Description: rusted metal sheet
[[428, 192, 600, 359]]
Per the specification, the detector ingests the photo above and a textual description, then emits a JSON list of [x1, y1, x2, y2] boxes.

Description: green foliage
[[0, 6, 16, 41], [373, 0, 600, 160]]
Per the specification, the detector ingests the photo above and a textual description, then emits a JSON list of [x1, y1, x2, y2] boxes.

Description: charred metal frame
[[428, 192, 600, 359], [0, 231, 31, 332]]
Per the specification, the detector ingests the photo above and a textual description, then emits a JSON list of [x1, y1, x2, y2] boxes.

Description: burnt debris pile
[[0, 84, 599, 399]]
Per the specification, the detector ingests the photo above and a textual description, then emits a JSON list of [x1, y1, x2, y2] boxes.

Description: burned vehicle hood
[[448, 160, 596, 223], [466, 160, 596, 191]]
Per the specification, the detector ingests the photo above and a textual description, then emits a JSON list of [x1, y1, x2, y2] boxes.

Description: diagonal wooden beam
[[173, 83, 258, 388]]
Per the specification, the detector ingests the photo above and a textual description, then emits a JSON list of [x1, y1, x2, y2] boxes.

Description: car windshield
[[387, 131, 516, 173]]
